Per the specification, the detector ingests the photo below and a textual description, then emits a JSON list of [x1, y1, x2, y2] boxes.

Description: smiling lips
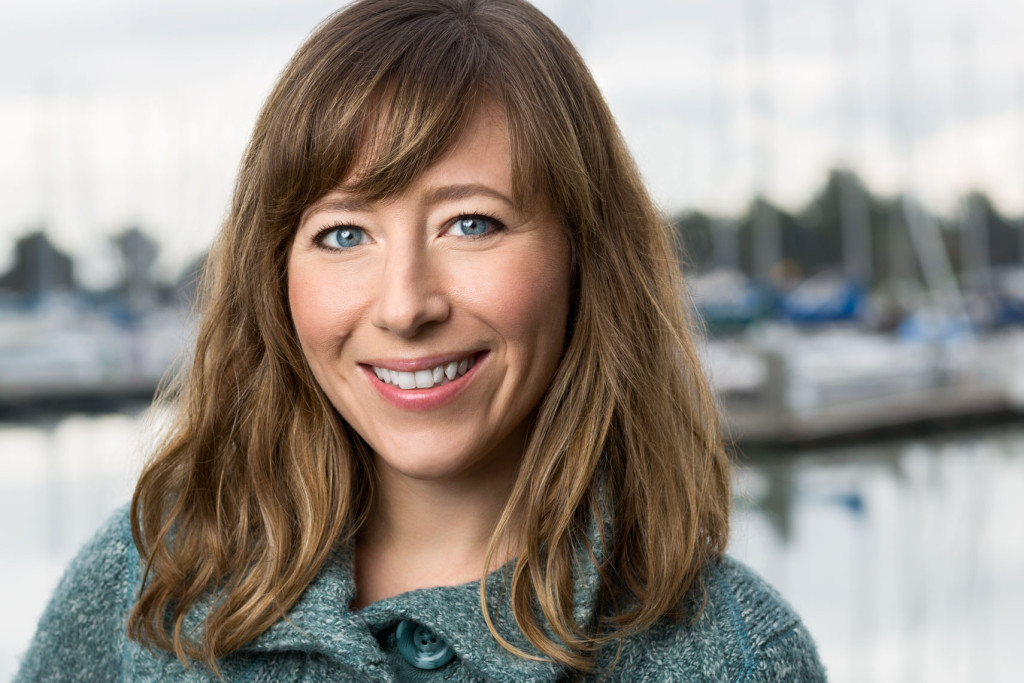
[[362, 352, 483, 411], [372, 355, 476, 390]]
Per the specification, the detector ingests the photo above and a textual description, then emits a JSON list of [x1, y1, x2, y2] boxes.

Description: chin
[[376, 450, 479, 482], [368, 426, 519, 484]]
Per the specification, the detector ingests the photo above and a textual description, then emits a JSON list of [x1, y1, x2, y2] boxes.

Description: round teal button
[[395, 619, 455, 670]]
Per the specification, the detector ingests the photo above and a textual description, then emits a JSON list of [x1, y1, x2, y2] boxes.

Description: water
[[733, 429, 1024, 683], [0, 410, 147, 681], [2, 411, 1022, 682]]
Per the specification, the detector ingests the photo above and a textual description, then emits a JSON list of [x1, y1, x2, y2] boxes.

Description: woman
[[17, 0, 825, 680]]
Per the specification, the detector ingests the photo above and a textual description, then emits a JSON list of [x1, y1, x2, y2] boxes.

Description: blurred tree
[[111, 227, 160, 314], [877, 196, 922, 284], [112, 227, 158, 293], [798, 169, 879, 284], [797, 171, 845, 270], [0, 230, 75, 300], [735, 198, 813, 286], [964, 191, 1020, 267]]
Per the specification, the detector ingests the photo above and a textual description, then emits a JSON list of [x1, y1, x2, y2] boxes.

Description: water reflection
[[732, 427, 1024, 683], [2, 412, 1022, 682]]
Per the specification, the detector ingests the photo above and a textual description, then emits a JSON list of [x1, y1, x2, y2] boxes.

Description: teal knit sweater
[[16, 507, 826, 681]]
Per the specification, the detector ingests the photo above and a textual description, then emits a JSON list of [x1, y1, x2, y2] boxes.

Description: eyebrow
[[306, 183, 515, 217], [306, 196, 373, 215], [420, 183, 515, 208]]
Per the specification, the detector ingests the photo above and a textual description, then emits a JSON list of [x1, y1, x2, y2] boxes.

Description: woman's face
[[288, 105, 571, 484]]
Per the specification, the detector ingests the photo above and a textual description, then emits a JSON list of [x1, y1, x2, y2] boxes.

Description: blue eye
[[318, 226, 366, 249], [449, 215, 500, 237]]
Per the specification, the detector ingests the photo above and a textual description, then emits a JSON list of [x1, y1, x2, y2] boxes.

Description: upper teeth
[[373, 356, 475, 390]]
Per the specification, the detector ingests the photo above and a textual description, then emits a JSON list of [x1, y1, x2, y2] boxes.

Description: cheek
[[460, 239, 571, 358], [287, 261, 361, 359]]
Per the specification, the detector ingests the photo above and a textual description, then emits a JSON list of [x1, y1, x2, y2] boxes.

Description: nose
[[370, 243, 451, 337]]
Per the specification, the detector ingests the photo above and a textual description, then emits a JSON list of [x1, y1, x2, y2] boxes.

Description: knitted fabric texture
[[16, 506, 827, 681]]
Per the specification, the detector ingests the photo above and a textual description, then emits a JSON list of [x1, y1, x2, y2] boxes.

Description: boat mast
[[954, 19, 993, 298], [833, 0, 873, 288], [744, 0, 780, 283], [889, 8, 964, 315], [710, 20, 740, 271]]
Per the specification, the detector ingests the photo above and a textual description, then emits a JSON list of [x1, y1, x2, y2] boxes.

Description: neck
[[352, 440, 523, 608]]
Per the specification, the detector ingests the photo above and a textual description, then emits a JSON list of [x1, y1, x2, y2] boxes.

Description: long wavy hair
[[128, 0, 730, 673]]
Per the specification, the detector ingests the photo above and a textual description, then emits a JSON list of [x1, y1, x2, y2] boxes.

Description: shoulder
[[15, 504, 139, 683], [705, 556, 826, 681], [605, 556, 827, 682], [55, 503, 137, 593], [44, 503, 138, 608]]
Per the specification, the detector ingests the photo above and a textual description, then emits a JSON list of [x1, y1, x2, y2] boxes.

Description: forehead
[[413, 104, 511, 192], [311, 102, 516, 211]]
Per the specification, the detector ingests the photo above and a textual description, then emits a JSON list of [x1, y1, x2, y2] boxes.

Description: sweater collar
[[239, 507, 611, 681]]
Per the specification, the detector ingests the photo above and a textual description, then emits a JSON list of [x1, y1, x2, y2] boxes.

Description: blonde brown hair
[[128, 0, 730, 672]]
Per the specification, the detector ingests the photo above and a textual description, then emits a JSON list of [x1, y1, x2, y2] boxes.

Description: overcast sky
[[1, 0, 1022, 284]]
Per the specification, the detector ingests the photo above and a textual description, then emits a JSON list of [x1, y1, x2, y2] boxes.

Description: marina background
[[2, 0, 1023, 681]]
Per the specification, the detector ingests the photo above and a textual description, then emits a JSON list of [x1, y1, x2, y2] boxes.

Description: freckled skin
[[287, 106, 571, 487]]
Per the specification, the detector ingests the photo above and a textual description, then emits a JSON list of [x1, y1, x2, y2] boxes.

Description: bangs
[[257, 1, 540, 223]]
